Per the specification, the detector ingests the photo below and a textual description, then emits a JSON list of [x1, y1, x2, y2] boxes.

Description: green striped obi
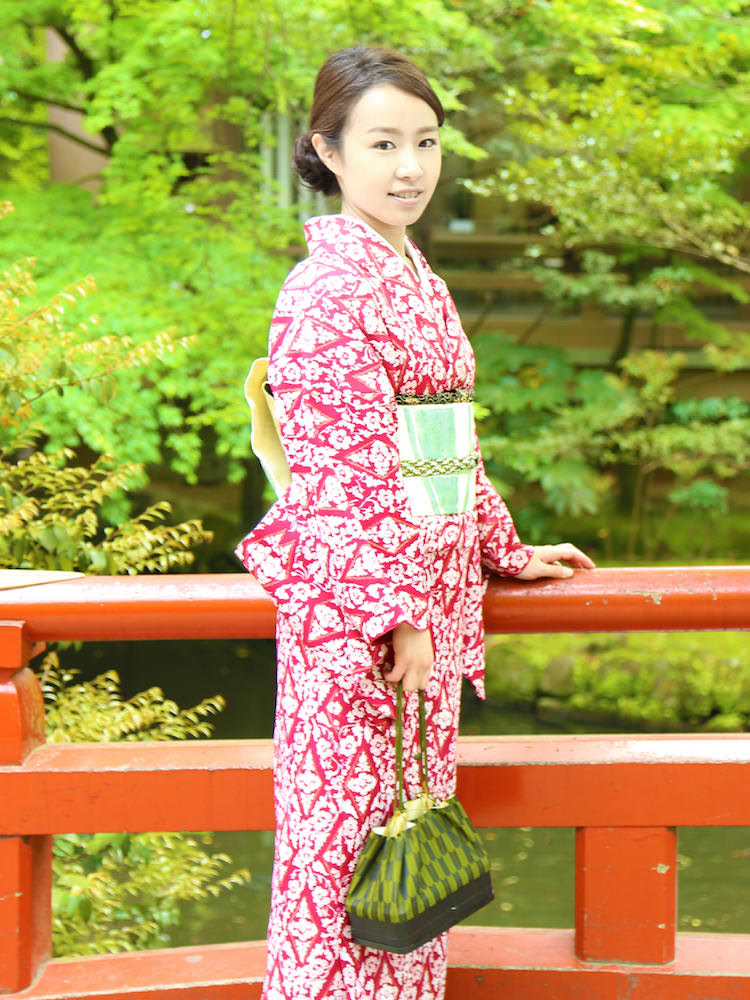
[[395, 389, 478, 517]]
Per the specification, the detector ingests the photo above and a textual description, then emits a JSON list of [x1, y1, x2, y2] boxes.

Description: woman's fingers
[[518, 544, 596, 580], [383, 663, 431, 690], [538, 543, 596, 569], [540, 558, 574, 579], [384, 663, 431, 691]]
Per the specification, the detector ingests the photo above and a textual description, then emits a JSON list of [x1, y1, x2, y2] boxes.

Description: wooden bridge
[[1, 566, 750, 998]]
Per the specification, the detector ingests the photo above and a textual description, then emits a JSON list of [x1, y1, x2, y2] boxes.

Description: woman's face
[[313, 84, 441, 255]]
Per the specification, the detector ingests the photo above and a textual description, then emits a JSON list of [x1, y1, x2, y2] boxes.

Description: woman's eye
[[373, 140, 395, 150], [420, 138, 438, 148]]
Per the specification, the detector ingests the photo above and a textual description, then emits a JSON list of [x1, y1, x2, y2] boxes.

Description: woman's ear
[[312, 133, 340, 175]]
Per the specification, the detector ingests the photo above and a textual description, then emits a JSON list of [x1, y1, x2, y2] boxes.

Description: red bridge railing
[[1, 566, 750, 999]]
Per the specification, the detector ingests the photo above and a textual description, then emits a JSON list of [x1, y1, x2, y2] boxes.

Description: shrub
[[41, 654, 249, 956]]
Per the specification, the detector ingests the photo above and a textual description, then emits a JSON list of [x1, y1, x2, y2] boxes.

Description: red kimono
[[236, 214, 532, 1000]]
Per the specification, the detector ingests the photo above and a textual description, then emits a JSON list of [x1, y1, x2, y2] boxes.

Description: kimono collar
[[303, 214, 429, 289]]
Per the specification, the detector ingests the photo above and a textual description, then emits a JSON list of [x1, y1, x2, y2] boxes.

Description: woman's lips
[[390, 191, 422, 202]]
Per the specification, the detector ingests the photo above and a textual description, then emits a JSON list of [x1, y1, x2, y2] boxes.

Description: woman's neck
[[338, 206, 407, 260]]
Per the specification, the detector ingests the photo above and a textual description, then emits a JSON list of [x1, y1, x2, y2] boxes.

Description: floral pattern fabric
[[236, 215, 532, 1000]]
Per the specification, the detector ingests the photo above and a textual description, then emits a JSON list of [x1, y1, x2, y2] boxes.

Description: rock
[[485, 642, 539, 703], [540, 656, 576, 697]]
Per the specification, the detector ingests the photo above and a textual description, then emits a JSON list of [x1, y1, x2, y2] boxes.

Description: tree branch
[[658, 213, 750, 276], [50, 23, 120, 151], [18, 367, 119, 411], [12, 89, 86, 115], [52, 23, 96, 80], [0, 117, 109, 156]]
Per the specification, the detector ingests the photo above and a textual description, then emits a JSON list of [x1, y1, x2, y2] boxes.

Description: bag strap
[[418, 686, 430, 796], [395, 682, 405, 812], [394, 682, 431, 812]]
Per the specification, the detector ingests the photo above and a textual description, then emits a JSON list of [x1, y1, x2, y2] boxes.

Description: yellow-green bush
[[41, 655, 249, 956]]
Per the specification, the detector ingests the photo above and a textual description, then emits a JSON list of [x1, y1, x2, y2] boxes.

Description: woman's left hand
[[517, 543, 596, 581]]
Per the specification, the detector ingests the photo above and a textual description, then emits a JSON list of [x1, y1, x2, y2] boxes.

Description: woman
[[236, 45, 594, 1000]]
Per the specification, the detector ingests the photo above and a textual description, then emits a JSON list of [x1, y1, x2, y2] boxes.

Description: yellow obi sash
[[244, 358, 291, 498], [395, 390, 478, 517]]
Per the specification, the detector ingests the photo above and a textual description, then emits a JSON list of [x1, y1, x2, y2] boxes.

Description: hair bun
[[293, 133, 339, 196]]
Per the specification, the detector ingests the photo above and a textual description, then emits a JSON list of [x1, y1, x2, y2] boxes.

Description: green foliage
[[484, 631, 750, 731], [0, 448, 210, 573], [0, 223, 212, 569], [1, 201, 246, 955], [457, 2, 750, 554], [0, 0, 495, 482], [41, 654, 226, 742], [4, 2, 750, 546], [40, 654, 250, 956], [0, 185, 287, 481], [473, 1, 750, 271], [476, 332, 750, 554]]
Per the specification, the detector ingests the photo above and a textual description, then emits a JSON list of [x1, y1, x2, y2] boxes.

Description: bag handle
[[393, 682, 431, 815]]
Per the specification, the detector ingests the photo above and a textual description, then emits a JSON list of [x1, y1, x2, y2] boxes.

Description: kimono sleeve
[[473, 435, 534, 576], [269, 302, 430, 645]]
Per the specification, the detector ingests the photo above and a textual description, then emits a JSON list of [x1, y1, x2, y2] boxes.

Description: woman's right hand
[[385, 622, 434, 691]]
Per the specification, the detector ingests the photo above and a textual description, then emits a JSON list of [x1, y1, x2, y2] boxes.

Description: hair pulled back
[[294, 46, 445, 197]]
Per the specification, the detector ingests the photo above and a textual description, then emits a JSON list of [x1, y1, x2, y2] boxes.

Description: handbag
[[345, 683, 494, 953]]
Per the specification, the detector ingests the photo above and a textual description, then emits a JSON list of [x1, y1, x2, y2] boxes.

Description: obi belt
[[395, 390, 478, 518]]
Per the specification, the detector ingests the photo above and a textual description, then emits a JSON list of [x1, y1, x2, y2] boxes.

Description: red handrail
[[1, 567, 750, 999], [1, 565, 749, 641]]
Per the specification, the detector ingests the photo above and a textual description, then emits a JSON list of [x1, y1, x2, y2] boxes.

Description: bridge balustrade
[[1, 566, 750, 999]]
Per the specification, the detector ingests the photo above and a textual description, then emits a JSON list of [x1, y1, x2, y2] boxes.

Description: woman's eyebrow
[[365, 126, 439, 135]]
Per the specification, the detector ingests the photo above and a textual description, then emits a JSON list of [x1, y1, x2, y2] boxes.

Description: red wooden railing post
[[575, 826, 677, 964], [0, 621, 51, 994]]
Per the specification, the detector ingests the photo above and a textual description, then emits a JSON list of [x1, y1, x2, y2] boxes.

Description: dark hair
[[293, 46, 445, 197]]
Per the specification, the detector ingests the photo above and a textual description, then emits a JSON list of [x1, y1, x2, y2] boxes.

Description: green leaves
[[0, 205, 214, 573], [478, 2, 750, 269], [41, 655, 251, 957], [668, 479, 729, 517], [0, 0, 505, 481], [475, 318, 749, 553], [3, 0, 749, 557], [0, 184, 288, 478], [459, 2, 750, 555]]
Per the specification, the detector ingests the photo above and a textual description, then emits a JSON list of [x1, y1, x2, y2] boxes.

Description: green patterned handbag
[[345, 684, 493, 953]]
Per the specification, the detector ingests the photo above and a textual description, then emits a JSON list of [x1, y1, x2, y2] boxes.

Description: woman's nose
[[395, 149, 423, 179]]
